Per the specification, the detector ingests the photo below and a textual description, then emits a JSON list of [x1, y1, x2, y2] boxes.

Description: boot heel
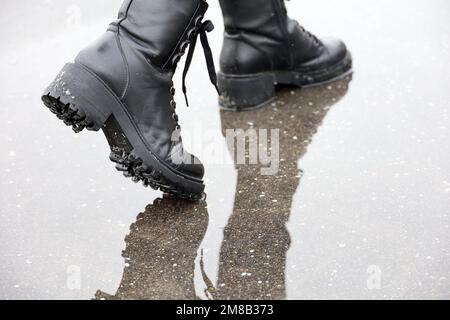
[[42, 63, 114, 132], [218, 72, 276, 111]]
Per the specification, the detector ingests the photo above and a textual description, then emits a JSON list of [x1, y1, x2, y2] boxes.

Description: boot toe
[[320, 37, 348, 66], [179, 153, 205, 181], [168, 146, 205, 181]]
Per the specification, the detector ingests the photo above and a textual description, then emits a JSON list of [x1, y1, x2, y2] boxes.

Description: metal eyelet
[[187, 29, 196, 41], [172, 54, 181, 66], [180, 41, 189, 53], [194, 15, 203, 26]]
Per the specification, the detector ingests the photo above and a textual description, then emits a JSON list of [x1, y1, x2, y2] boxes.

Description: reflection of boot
[[42, 0, 219, 200], [95, 195, 209, 300], [218, 0, 352, 110], [215, 78, 352, 300]]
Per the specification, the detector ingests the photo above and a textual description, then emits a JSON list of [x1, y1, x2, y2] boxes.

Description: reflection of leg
[[215, 166, 298, 300], [216, 78, 353, 300], [218, 0, 352, 110], [95, 195, 209, 300]]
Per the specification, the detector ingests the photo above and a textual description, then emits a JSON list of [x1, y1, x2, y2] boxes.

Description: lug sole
[[218, 51, 353, 112], [42, 63, 205, 201]]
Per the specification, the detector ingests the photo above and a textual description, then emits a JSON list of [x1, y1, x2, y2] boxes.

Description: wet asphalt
[[0, 0, 449, 299]]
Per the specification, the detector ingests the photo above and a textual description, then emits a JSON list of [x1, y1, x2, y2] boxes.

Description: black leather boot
[[42, 0, 218, 200], [218, 0, 352, 111]]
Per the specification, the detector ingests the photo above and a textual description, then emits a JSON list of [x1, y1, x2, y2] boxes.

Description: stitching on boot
[[115, 0, 134, 99]]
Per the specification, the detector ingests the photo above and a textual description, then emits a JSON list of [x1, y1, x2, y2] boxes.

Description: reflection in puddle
[[96, 77, 352, 299], [213, 77, 352, 300], [95, 195, 209, 300]]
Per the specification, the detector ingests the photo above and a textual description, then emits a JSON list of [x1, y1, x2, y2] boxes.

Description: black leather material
[[75, 0, 208, 180], [108, 0, 204, 72], [219, 0, 348, 75]]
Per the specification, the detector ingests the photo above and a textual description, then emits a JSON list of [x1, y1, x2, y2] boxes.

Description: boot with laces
[[42, 0, 218, 200], [218, 0, 352, 111]]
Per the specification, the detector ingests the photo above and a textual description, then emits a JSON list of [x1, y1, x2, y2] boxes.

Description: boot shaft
[[219, 0, 322, 74], [219, 0, 287, 40], [110, 0, 209, 71], [219, 0, 293, 74]]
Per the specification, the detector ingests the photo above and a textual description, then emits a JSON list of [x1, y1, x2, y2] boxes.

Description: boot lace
[[283, 0, 320, 45], [170, 16, 219, 108], [169, 16, 219, 130]]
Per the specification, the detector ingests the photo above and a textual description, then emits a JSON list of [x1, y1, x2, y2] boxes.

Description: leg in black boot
[[42, 0, 219, 200]]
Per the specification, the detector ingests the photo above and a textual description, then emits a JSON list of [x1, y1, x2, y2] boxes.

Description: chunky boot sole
[[42, 63, 205, 201], [218, 51, 353, 111]]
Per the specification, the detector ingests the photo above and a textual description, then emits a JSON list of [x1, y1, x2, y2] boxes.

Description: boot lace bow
[[178, 19, 220, 106]]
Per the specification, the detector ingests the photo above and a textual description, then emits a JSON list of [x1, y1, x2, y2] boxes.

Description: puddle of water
[[0, 0, 449, 299]]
